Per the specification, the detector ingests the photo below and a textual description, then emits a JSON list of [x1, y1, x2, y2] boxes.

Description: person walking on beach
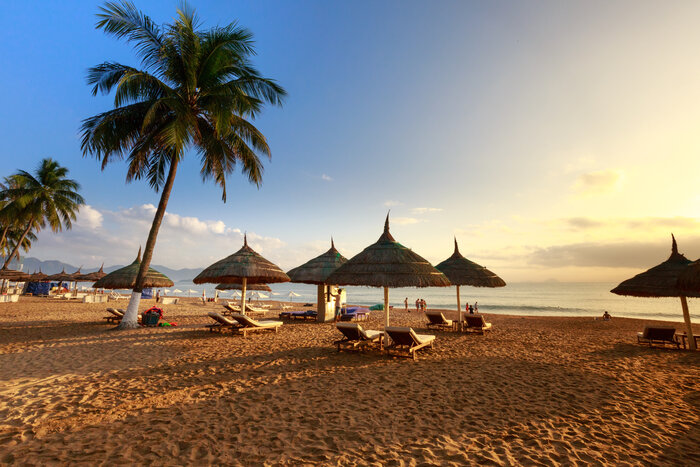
[[474, 301, 478, 313], [415, 298, 420, 312], [155, 289, 160, 303], [421, 299, 426, 312], [404, 297, 409, 312]]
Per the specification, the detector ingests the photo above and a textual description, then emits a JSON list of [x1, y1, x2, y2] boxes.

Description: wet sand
[[1, 297, 699, 465]]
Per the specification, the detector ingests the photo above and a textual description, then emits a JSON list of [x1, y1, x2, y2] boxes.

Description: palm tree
[[1, 159, 84, 269], [80, 2, 286, 328]]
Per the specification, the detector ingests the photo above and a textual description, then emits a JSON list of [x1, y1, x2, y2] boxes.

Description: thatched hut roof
[[193, 235, 290, 285], [326, 216, 450, 288], [77, 264, 107, 282], [0, 268, 30, 281], [435, 238, 506, 287], [215, 282, 271, 292], [93, 248, 173, 289], [611, 235, 699, 298], [287, 239, 348, 285]]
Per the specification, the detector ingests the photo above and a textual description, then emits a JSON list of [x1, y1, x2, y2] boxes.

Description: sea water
[[163, 281, 699, 323]]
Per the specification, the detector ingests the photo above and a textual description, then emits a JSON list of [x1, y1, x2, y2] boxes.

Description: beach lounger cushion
[[229, 313, 282, 337], [335, 322, 383, 352], [464, 315, 492, 333], [384, 326, 435, 360], [425, 311, 453, 329]]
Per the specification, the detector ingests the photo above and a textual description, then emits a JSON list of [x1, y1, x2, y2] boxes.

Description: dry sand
[[1, 296, 699, 465]]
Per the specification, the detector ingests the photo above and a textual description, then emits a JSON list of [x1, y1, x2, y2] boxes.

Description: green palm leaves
[[80, 1, 285, 200], [0, 159, 84, 268]]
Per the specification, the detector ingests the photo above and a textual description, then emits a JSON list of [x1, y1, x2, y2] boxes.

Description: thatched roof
[[435, 238, 506, 288], [93, 248, 173, 289], [215, 282, 271, 292], [45, 268, 74, 282], [0, 268, 30, 281], [28, 270, 49, 282], [287, 239, 348, 285], [68, 268, 92, 282], [677, 259, 700, 294], [611, 235, 699, 298], [193, 235, 290, 285], [77, 264, 106, 282], [326, 216, 451, 288]]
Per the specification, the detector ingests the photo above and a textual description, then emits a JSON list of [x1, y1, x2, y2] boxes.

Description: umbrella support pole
[[680, 296, 696, 350], [456, 285, 461, 326], [383, 286, 390, 348], [317, 284, 326, 322], [240, 278, 247, 316]]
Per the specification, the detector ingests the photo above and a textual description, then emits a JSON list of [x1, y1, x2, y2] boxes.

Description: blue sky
[[2, 1, 700, 281]]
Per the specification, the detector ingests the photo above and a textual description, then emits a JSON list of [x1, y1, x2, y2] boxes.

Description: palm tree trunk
[[2, 220, 33, 269], [0, 225, 10, 256], [119, 158, 179, 329]]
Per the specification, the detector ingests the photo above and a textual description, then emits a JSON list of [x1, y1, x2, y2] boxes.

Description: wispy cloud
[[321, 174, 333, 182], [572, 169, 624, 195], [393, 217, 421, 225], [384, 200, 401, 207], [29, 205, 286, 269], [411, 207, 443, 214]]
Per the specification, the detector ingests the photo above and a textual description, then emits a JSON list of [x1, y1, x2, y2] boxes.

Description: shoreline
[[1, 297, 699, 464]]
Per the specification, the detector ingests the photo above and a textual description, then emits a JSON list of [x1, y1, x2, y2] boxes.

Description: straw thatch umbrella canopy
[[46, 268, 74, 282], [436, 238, 506, 323], [327, 215, 450, 336], [193, 235, 290, 313], [28, 270, 49, 282], [216, 282, 271, 292], [0, 267, 31, 281], [77, 264, 107, 282], [93, 248, 174, 289], [287, 239, 348, 322], [611, 235, 698, 350]]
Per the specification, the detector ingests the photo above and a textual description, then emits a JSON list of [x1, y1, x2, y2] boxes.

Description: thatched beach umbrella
[[193, 235, 290, 314], [28, 270, 49, 282], [77, 264, 107, 282], [327, 215, 450, 337], [46, 268, 73, 282], [287, 239, 348, 322], [0, 267, 30, 281], [436, 238, 506, 325], [216, 282, 272, 292], [611, 235, 698, 350], [93, 248, 174, 290]]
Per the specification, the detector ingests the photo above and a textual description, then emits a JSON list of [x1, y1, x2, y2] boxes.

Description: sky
[[2, 0, 700, 282]]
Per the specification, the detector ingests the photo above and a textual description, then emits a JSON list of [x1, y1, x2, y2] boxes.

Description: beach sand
[[1, 297, 699, 465]]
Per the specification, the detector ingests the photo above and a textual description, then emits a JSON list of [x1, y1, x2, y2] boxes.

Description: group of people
[[403, 297, 428, 312], [465, 302, 478, 314]]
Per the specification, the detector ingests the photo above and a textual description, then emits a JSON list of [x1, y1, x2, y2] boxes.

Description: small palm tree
[[81, 2, 285, 328], [1, 159, 84, 268]]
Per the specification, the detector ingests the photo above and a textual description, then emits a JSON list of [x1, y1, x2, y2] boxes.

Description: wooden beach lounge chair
[[425, 311, 453, 330], [230, 313, 283, 337], [103, 307, 124, 323], [637, 327, 680, 348], [206, 312, 238, 333], [464, 315, 492, 334], [334, 322, 383, 352], [384, 327, 435, 360], [222, 302, 242, 315], [244, 304, 267, 316]]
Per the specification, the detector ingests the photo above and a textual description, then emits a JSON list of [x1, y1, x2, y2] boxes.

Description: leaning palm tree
[[1, 159, 84, 269], [80, 2, 285, 328]]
